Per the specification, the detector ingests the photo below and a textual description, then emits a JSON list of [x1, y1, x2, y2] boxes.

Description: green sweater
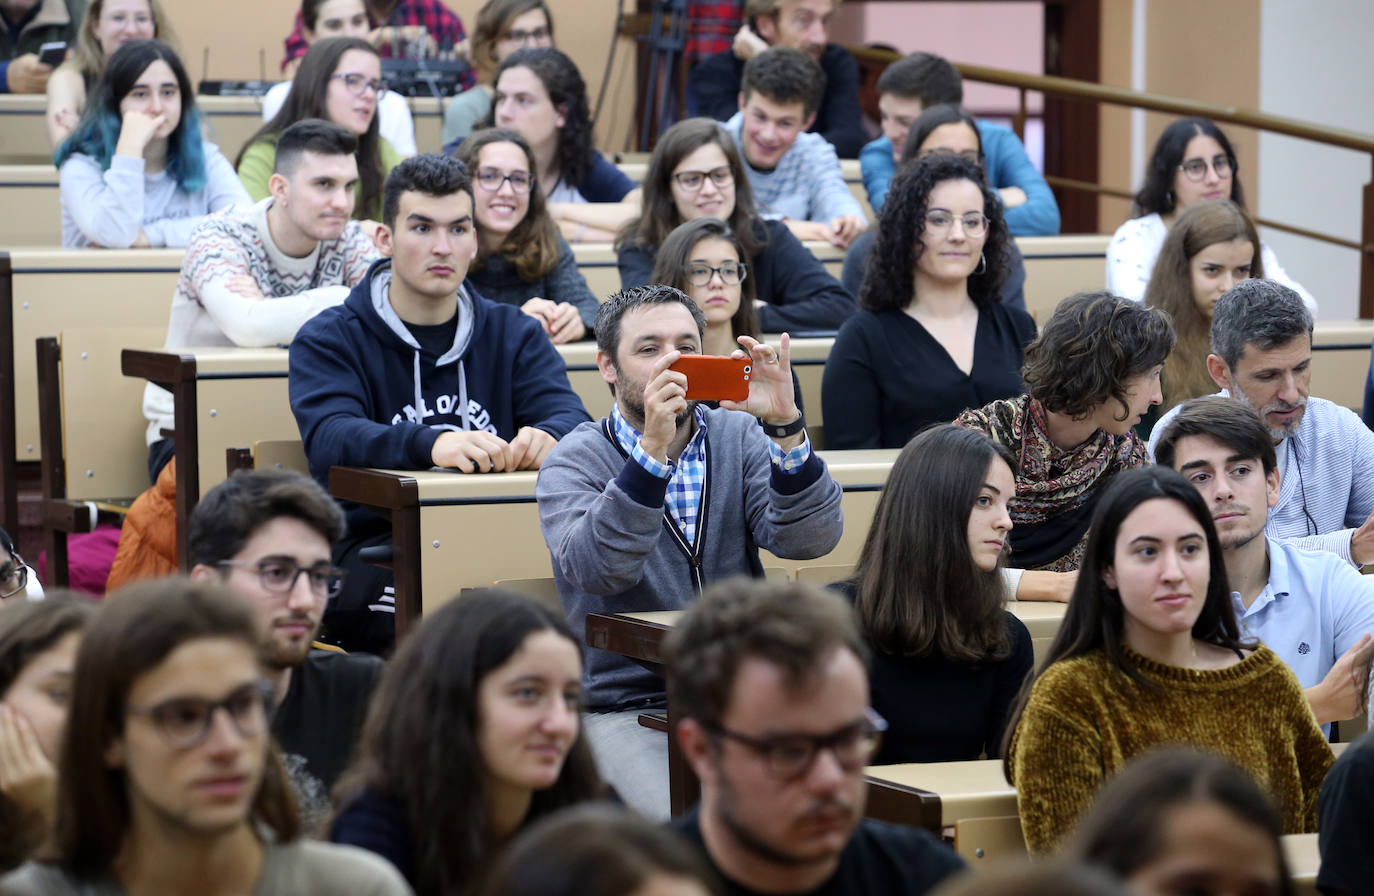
[[1008, 644, 1333, 854], [236, 137, 402, 221]]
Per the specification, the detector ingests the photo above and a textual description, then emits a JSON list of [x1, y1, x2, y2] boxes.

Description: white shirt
[[1105, 212, 1317, 313], [261, 81, 417, 156]]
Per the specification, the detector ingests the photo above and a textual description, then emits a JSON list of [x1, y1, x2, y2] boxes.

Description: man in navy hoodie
[[289, 153, 591, 653]]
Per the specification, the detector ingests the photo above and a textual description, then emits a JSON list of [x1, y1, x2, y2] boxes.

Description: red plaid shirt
[[282, 0, 473, 89], [685, 1, 744, 62]]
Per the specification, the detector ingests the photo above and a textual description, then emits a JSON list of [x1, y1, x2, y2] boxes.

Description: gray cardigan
[[536, 409, 844, 709], [466, 234, 600, 329]]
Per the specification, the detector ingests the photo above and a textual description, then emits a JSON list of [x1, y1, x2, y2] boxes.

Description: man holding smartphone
[[536, 284, 843, 822], [0, 0, 80, 94]]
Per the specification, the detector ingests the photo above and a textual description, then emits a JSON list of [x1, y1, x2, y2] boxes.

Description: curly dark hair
[[740, 46, 825, 119], [859, 154, 1008, 312], [1134, 117, 1245, 217], [1022, 291, 1175, 419], [488, 47, 593, 190]]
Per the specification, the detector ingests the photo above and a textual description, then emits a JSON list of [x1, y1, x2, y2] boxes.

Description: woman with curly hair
[[1143, 198, 1262, 415], [455, 128, 597, 342], [823, 153, 1034, 450], [1106, 116, 1313, 309], [617, 117, 854, 332], [956, 291, 1175, 600], [487, 47, 638, 242]]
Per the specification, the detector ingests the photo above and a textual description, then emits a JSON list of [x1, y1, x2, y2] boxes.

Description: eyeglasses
[[475, 167, 533, 194], [923, 210, 988, 238], [503, 25, 551, 45], [0, 556, 27, 599], [672, 166, 733, 192], [704, 708, 887, 780], [917, 148, 983, 165], [685, 261, 747, 286], [126, 681, 273, 750], [330, 72, 388, 97], [1178, 153, 1234, 182], [216, 559, 346, 598]]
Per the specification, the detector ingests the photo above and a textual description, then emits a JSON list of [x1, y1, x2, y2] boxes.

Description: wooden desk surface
[[863, 760, 1014, 827]]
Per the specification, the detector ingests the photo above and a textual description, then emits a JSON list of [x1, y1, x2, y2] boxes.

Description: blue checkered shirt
[[612, 405, 810, 546]]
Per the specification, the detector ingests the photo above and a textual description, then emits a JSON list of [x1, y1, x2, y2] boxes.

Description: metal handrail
[[849, 47, 1374, 316]]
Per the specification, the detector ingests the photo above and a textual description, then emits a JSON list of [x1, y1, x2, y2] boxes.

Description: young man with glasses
[[723, 47, 867, 249], [688, 0, 865, 158], [664, 579, 964, 895], [536, 284, 843, 821], [1156, 396, 1374, 732], [0, 578, 410, 894], [1149, 279, 1374, 568], [0, 526, 43, 603], [188, 469, 381, 833], [290, 152, 589, 655]]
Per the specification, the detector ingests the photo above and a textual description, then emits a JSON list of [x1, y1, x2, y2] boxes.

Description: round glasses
[[217, 559, 346, 599], [330, 72, 388, 97], [502, 25, 551, 45], [672, 166, 733, 192], [685, 261, 747, 286], [1178, 153, 1234, 182], [0, 556, 27, 599], [704, 708, 887, 780], [476, 167, 533, 194], [125, 681, 273, 749], [923, 210, 988, 238]]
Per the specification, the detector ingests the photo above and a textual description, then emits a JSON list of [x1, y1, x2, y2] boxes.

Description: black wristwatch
[[758, 414, 806, 439]]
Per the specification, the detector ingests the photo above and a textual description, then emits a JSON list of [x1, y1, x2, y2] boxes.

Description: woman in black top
[[848, 424, 1033, 763], [616, 117, 855, 334], [822, 153, 1035, 449]]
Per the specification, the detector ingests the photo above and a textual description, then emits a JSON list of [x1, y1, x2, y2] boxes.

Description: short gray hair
[[1209, 279, 1313, 370]]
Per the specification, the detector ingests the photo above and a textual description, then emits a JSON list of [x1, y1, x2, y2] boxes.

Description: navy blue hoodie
[[289, 259, 591, 527]]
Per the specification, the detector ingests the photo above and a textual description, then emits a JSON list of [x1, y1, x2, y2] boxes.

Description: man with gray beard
[[1149, 278, 1374, 567]]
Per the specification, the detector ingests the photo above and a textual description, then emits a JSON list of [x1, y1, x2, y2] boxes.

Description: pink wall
[[831, 1, 1045, 115]]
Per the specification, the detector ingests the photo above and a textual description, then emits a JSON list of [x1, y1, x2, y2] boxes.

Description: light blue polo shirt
[[1231, 538, 1374, 704]]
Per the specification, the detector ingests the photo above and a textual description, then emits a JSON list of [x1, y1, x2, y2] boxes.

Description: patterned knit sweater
[[1008, 644, 1333, 854]]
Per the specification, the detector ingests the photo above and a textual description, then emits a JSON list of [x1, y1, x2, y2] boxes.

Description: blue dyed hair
[[54, 39, 206, 193]]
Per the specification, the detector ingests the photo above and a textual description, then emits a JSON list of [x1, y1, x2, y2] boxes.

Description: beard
[[1234, 390, 1307, 440], [260, 614, 318, 670]]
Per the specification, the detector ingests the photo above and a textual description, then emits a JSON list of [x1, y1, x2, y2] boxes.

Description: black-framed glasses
[[672, 166, 733, 192], [1178, 153, 1233, 182], [685, 261, 747, 286], [216, 559, 346, 598], [503, 25, 551, 45], [704, 707, 887, 779], [330, 72, 388, 96], [0, 556, 27, 599], [475, 167, 533, 194], [923, 210, 988, 238], [126, 681, 273, 750]]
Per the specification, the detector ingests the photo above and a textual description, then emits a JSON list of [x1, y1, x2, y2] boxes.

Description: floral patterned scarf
[[956, 394, 1149, 571]]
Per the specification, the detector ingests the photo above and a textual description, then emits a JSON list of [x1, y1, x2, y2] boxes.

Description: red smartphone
[[670, 355, 752, 401]]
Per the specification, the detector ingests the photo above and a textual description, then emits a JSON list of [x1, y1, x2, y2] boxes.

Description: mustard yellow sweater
[[1008, 644, 1333, 854]]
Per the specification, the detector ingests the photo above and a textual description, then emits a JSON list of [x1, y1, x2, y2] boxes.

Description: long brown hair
[[852, 425, 1016, 662], [650, 217, 759, 340], [52, 579, 298, 876], [470, 0, 553, 83], [334, 590, 602, 896], [616, 117, 766, 259], [455, 128, 562, 281], [0, 595, 95, 872], [73, 0, 178, 81], [1144, 199, 1263, 411], [238, 37, 387, 220]]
